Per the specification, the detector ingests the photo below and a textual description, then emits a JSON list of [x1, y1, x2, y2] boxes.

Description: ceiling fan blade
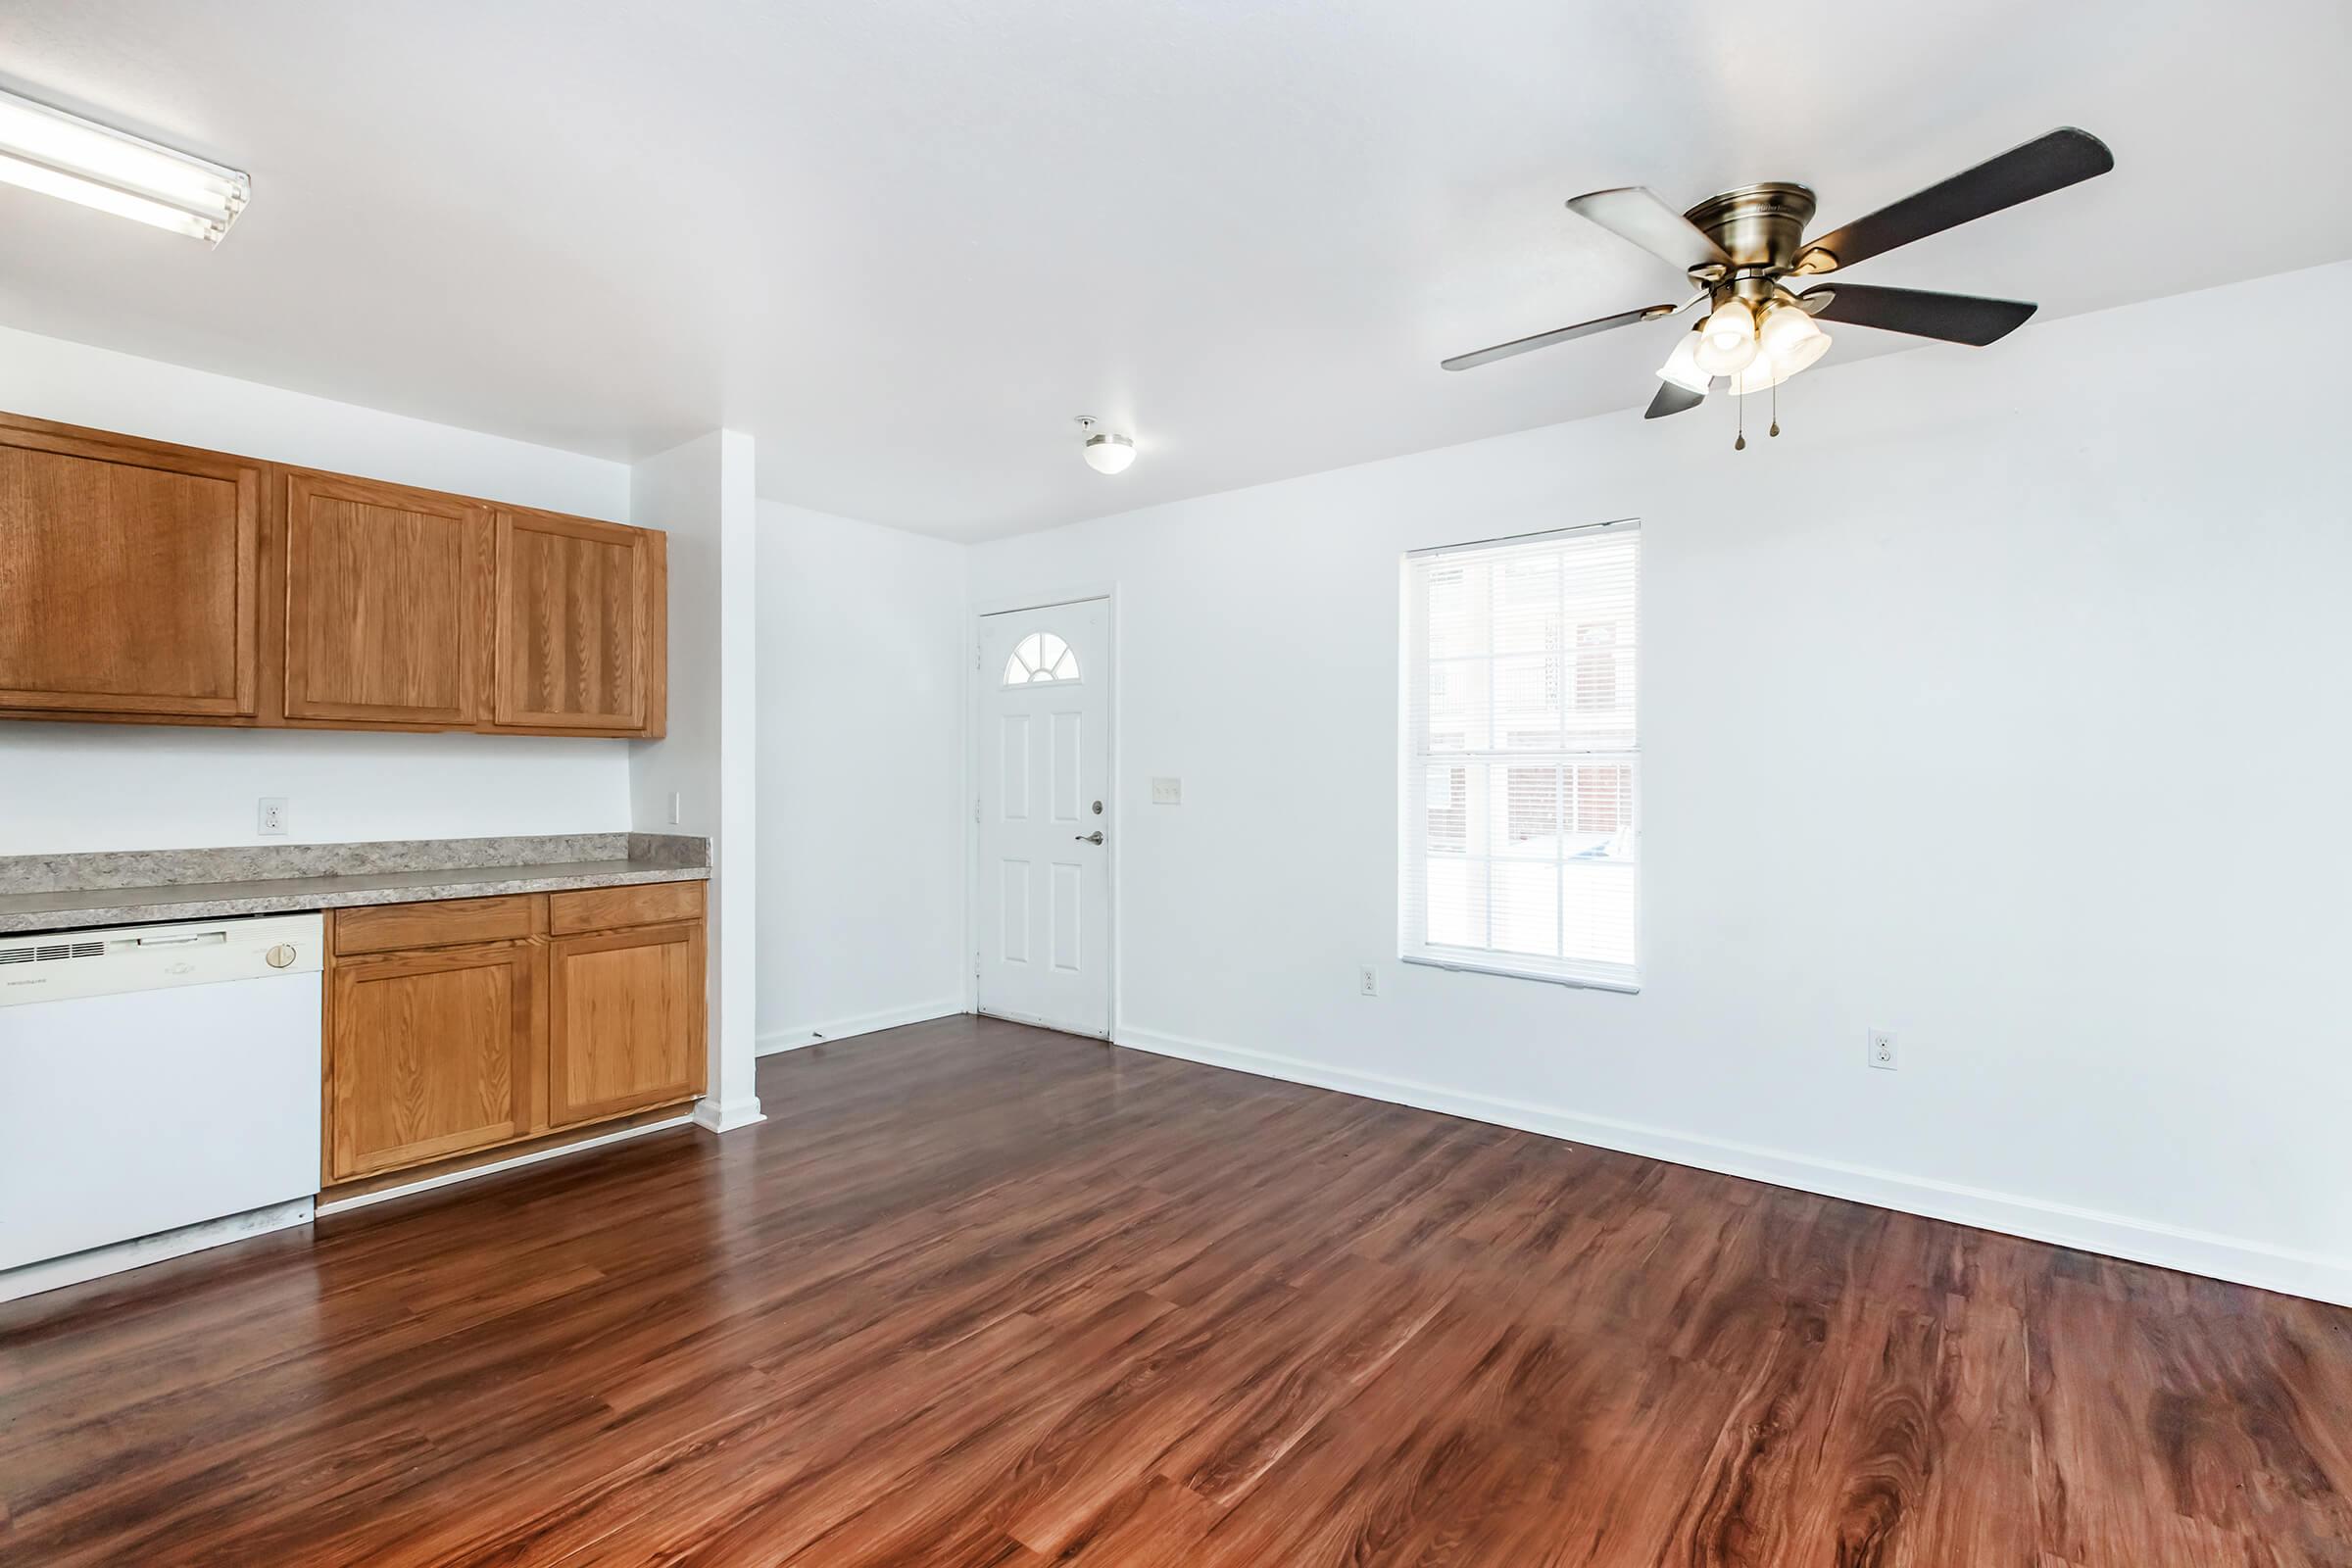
[[1798, 282, 2036, 345], [1643, 380, 1705, 418], [1566, 187, 1733, 273], [1441, 302, 1678, 371], [1794, 127, 2113, 275]]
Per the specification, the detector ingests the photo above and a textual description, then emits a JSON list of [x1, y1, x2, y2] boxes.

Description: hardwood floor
[[5, 1015, 2350, 1565]]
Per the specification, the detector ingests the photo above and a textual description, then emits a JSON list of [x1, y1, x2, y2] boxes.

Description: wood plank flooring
[[5, 1014, 2351, 1565]]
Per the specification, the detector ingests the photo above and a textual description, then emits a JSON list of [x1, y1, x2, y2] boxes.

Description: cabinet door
[[0, 416, 261, 716], [283, 471, 489, 725], [547, 921, 704, 1127], [492, 510, 662, 733], [326, 941, 540, 1181]]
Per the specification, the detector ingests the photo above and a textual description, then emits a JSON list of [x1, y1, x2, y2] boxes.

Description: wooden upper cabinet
[[281, 471, 490, 726], [0, 410, 666, 736], [492, 510, 664, 735], [0, 416, 261, 716]]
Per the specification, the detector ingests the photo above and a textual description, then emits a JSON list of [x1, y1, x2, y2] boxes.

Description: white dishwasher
[[0, 911, 323, 1298]]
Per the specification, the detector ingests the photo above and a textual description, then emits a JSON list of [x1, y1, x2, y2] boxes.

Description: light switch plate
[[1151, 777, 1182, 806]]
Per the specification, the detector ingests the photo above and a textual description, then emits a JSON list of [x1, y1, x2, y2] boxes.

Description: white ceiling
[[1, 1, 2346, 541]]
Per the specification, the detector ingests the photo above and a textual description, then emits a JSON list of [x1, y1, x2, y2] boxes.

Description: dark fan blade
[[1794, 127, 2112, 274], [1441, 302, 1677, 371], [1798, 283, 2036, 346], [1644, 380, 1705, 418], [1567, 187, 1733, 273]]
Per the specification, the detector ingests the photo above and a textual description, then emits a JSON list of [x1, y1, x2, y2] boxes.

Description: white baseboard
[[757, 997, 967, 1056], [692, 1095, 766, 1134], [1113, 1024, 2352, 1310], [316, 1114, 695, 1216], [1, 1198, 315, 1304]]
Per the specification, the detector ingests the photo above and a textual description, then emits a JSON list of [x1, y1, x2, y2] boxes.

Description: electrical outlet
[[1152, 776, 1183, 806], [1868, 1029, 1897, 1070], [257, 797, 288, 836], [1359, 965, 1379, 997]]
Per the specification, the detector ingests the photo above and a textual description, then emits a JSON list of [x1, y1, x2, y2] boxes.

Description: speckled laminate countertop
[[0, 833, 710, 936]]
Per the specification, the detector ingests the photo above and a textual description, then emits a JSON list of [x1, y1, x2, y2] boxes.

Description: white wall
[[967, 261, 2352, 1305], [630, 431, 762, 1131], [0, 323, 634, 854], [755, 503, 967, 1050]]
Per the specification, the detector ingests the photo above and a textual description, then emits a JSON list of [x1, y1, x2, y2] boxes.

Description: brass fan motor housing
[[1682, 182, 1818, 278]]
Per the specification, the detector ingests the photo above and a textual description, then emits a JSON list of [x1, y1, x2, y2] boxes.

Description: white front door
[[977, 600, 1111, 1037]]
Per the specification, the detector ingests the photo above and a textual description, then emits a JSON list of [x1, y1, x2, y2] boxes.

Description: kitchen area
[[0, 408, 721, 1302]]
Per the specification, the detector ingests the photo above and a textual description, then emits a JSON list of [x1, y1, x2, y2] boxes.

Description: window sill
[[1400, 954, 1641, 995]]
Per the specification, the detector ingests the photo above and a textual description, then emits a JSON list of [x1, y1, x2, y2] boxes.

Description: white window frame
[[1399, 518, 1642, 993]]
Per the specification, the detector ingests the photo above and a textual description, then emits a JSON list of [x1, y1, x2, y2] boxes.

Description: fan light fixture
[[1655, 330, 1710, 396], [1692, 301, 1757, 375], [1074, 416, 1135, 475], [0, 87, 248, 245], [1443, 126, 2116, 446]]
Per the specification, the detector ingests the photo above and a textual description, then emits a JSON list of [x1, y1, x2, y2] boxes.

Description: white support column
[[628, 430, 764, 1132]]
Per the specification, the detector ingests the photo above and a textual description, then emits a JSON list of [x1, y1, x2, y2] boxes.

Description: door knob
[[1075, 831, 1104, 845]]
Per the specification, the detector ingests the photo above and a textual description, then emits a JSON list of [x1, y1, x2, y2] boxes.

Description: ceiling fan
[[1441, 127, 2114, 437]]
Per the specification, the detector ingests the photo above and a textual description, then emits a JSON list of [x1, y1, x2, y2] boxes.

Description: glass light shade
[[1691, 301, 1757, 375], [1728, 355, 1788, 396], [1776, 327, 1831, 377], [1728, 327, 1833, 395], [1082, 432, 1136, 474], [1757, 301, 1822, 359], [1655, 332, 1709, 395]]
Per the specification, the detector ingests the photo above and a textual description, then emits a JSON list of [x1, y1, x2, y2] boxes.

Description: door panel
[[493, 510, 657, 732], [547, 921, 705, 1126], [0, 419, 260, 715], [283, 471, 488, 725], [976, 602, 1111, 1036], [327, 941, 537, 1180]]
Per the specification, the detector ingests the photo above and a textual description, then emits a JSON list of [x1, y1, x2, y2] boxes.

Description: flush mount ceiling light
[[1440, 126, 2115, 447], [1074, 416, 1135, 475], [0, 87, 249, 245]]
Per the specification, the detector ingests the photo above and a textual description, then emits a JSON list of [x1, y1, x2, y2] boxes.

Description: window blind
[[1400, 520, 1641, 991]]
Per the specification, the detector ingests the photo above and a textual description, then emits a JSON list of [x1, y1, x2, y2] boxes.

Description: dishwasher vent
[[0, 941, 108, 966]]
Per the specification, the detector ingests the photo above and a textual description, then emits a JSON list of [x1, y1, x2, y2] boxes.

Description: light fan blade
[[1566, 187, 1733, 273], [1644, 380, 1705, 418], [1798, 282, 2036, 346], [1440, 302, 1678, 371], [1794, 127, 2112, 275]]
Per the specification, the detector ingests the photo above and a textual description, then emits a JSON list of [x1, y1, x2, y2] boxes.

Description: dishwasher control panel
[[0, 913, 323, 1006]]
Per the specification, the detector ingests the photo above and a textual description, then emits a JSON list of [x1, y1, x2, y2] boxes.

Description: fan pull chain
[[1735, 392, 1745, 452], [1770, 377, 1781, 438]]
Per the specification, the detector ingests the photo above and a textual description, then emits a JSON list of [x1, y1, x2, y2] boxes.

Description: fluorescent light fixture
[[0, 88, 248, 244]]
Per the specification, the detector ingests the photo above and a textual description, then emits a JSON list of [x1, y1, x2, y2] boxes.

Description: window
[[1401, 521, 1640, 991], [1004, 631, 1078, 686]]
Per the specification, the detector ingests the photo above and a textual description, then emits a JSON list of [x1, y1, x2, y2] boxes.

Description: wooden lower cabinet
[[548, 922, 705, 1127], [322, 884, 706, 1189], [326, 941, 538, 1182]]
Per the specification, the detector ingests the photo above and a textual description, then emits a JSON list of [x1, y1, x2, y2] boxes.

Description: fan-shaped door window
[[1003, 631, 1080, 686]]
